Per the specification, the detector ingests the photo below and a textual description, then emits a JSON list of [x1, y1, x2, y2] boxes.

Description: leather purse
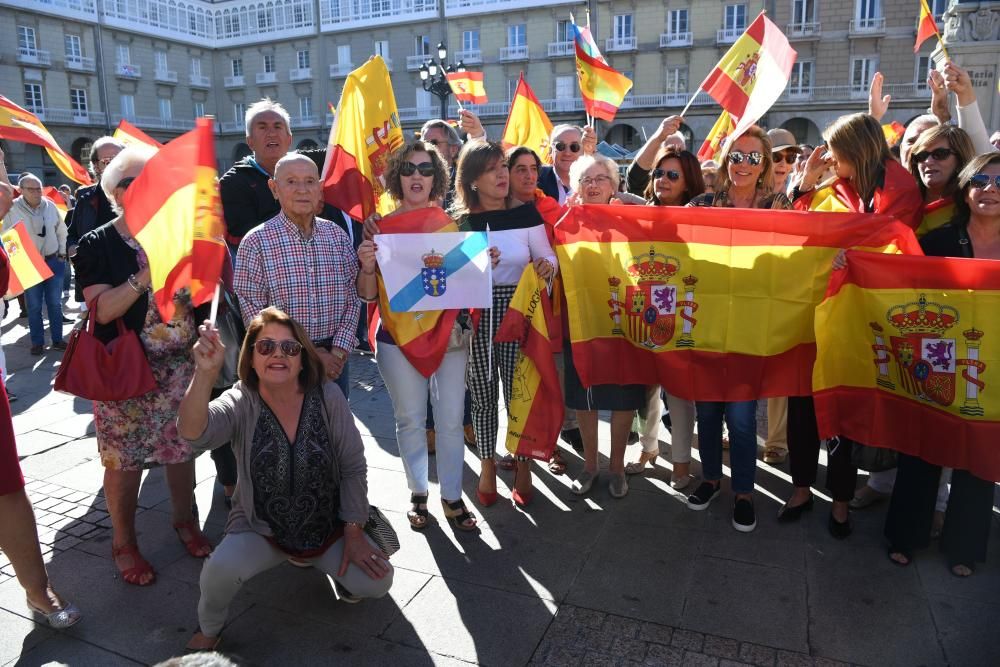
[[53, 303, 157, 402]]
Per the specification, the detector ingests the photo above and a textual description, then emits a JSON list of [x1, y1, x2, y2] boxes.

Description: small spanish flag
[[501, 73, 554, 165], [446, 71, 488, 105], [1, 222, 54, 297], [0, 96, 92, 185], [914, 0, 941, 53], [882, 120, 906, 147], [113, 119, 163, 150], [697, 111, 736, 162]]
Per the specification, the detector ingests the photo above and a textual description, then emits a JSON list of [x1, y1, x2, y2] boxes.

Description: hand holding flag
[[446, 71, 488, 106]]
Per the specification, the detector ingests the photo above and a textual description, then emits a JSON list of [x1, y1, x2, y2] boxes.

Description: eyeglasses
[[728, 151, 763, 166], [771, 151, 799, 165], [554, 142, 581, 153], [579, 174, 611, 187], [425, 139, 448, 148], [651, 168, 681, 181], [968, 173, 1000, 190], [913, 148, 956, 163], [253, 338, 303, 357], [400, 161, 435, 177]]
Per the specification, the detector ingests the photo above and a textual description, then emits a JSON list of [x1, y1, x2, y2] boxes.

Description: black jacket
[[538, 166, 562, 201], [66, 184, 115, 248]]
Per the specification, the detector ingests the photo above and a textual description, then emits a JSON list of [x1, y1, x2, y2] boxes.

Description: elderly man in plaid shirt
[[234, 153, 361, 398]]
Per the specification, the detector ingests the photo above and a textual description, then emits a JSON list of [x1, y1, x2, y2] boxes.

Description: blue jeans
[[334, 356, 350, 399], [25, 257, 65, 346], [695, 400, 757, 494]]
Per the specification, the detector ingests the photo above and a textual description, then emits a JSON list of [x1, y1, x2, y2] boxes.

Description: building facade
[[1, 0, 991, 186]]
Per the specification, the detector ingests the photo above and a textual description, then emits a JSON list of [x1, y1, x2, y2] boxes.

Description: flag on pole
[[113, 119, 164, 150], [42, 186, 68, 222], [914, 0, 942, 53], [501, 73, 555, 165], [495, 265, 564, 461], [321, 56, 404, 221], [0, 96, 92, 185], [1, 222, 54, 297], [570, 18, 633, 122], [446, 71, 488, 105], [696, 111, 736, 162], [882, 120, 906, 147], [122, 118, 225, 321]]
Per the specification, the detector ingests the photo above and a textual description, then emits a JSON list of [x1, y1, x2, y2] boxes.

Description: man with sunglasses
[[419, 110, 486, 170], [539, 124, 597, 204]]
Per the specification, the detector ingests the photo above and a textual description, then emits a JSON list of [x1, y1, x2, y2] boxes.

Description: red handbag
[[54, 302, 157, 402]]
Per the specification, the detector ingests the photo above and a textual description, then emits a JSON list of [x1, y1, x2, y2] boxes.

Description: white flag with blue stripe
[[375, 231, 492, 312]]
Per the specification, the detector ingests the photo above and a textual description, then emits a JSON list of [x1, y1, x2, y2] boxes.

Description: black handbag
[[364, 506, 399, 556]]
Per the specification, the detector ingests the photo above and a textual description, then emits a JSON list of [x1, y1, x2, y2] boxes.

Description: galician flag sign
[[375, 231, 492, 312]]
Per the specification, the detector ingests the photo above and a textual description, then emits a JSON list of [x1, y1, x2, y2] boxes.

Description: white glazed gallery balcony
[[64, 55, 96, 71], [17, 48, 52, 67], [319, 0, 437, 31], [659, 32, 692, 47]]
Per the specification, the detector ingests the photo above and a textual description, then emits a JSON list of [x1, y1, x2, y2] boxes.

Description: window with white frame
[[231, 58, 243, 77], [789, 61, 814, 95], [155, 50, 168, 73], [120, 94, 135, 119], [159, 98, 172, 121], [416, 88, 432, 111], [70, 88, 87, 115], [116, 44, 130, 64], [297, 50, 310, 69], [23, 83, 43, 113], [724, 4, 747, 31], [850, 56, 878, 92], [299, 96, 312, 118], [234, 102, 246, 124], [191, 58, 203, 77], [792, 0, 816, 26], [337, 45, 351, 64], [257, 7, 273, 30], [374, 40, 389, 59], [64, 34, 81, 59], [666, 68, 688, 96], [263, 54, 275, 73], [193, 101, 205, 118], [668, 9, 689, 36], [508, 24, 526, 47], [555, 76, 574, 99], [462, 30, 479, 51], [855, 0, 882, 21], [17, 26, 37, 53], [507, 78, 520, 101], [414, 35, 430, 56], [556, 19, 573, 42], [916, 56, 932, 89], [613, 14, 635, 39]]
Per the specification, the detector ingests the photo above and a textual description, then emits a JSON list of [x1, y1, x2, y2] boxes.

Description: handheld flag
[[446, 71, 488, 105], [501, 73, 554, 165], [321, 56, 404, 221], [122, 118, 225, 321], [882, 121, 906, 147], [113, 119, 164, 150], [570, 18, 633, 122], [42, 186, 68, 222], [697, 111, 736, 162], [0, 96, 92, 185], [914, 0, 944, 54], [1, 222, 54, 297]]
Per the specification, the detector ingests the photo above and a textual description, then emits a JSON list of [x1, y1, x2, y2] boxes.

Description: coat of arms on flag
[[421, 249, 447, 297], [609, 248, 699, 350]]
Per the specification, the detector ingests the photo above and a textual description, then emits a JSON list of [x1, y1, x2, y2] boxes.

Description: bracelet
[[127, 274, 147, 294], [344, 521, 366, 531], [361, 267, 376, 275]]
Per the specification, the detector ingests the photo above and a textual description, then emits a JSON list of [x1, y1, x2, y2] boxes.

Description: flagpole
[[678, 89, 699, 118], [209, 283, 220, 327]]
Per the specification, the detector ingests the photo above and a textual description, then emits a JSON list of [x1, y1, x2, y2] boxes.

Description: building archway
[[296, 138, 318, 150], [780, 118, 821, 146], [604, 123, 641, 152], [71, 137, 94, 167]]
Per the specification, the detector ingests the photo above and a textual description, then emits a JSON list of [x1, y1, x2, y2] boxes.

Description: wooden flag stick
[[209, 283, 221, 327], [679, 90, 699, 118]]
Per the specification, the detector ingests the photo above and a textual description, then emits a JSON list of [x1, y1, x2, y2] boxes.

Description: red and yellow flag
[[0, 96, 92, 185], [554, 205, 922, 401], [501, 74, 555, 165], [814, 251, 1000, 482], [697, 111, 736, 162], [322, 56, 404, 221], [123, 118, 225, 321], [882, 120, 906, 147], [42, 186, 68, 221], [113, 119, 163, 150], [916, 197, 955, 239], [571, 20, 633, 121], [914, 0, 942, 53], [495, 265, 563, 461], [446, 71, 488, 105], [1, 222, 53, 297]]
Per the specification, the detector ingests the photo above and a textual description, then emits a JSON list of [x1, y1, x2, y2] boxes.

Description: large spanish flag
[[814, 251, 1000, 482], [374, 207, 460, 378], [0, 96, 92, 185], [122, 118, 225, 321], [495, 265, 563, 461], [322, 57, 404, 221], [446, 71, 488, 105], [914, 0, 942, 53], [113, 119, 164, 150], [501, 74, 554, 165], [570, 19, 632, 122], [697, 110, 736, 162], [554, 205, 922, 401], [1, 222, 53, 297]]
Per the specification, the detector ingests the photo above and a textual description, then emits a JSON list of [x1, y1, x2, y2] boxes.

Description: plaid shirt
[[235, 212, 360, 351]]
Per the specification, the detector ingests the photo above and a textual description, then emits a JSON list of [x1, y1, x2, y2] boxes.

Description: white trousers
[[639, 387, 695, 463]]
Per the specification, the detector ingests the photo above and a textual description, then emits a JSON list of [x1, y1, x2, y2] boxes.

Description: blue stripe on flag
[[388, 232, 489, 312]]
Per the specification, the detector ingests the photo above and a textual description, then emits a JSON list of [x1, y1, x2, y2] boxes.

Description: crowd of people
[[0, 59, 997, 652]]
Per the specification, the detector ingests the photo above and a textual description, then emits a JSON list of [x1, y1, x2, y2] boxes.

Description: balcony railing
[[189, 74, 211, 88], [111, 115, 196, 131], [289, 67, 312, 81], [850, 17, 886, 35], [659, 32, 692, 48], [547, 41, 574, 57], [787, 21, 821, 38], [329, 62, 353, 77], [64, 55, 95, 71], [28, 108, 107, 125], [454, 49, 482, 64], [256, 72, 277, 84], [605, 36, 637, 52], [406, 54, 429, 70], [224, 75, 245, 88], [292, 114, 320, 128], [220, 121, 244, 133], [320, 0, 438, 29], [499, 45, 529, 61], [154, 69, 178, 83], [777, 82, 931, 103], [18, 48, 52, 66], [115, 62, 141, 78], [717, 27, 744, 44]]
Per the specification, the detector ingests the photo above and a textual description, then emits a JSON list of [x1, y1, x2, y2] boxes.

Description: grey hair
[[549, 124, 583, 144], [664, 131, 687, 150], [101, 147, 152, 213], [245, 98, 292, 138], [17, 173, 42, 188], [569, 153, 621, 193], [88, 136, 126, 167], [419, 119, 461, 146]]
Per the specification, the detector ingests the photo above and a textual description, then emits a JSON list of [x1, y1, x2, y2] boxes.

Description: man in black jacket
[[538, 124, 597, 204]]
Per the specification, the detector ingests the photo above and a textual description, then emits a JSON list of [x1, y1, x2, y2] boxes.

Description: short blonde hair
[[100, 147, 152, 213], [569, 154, 620, 193]]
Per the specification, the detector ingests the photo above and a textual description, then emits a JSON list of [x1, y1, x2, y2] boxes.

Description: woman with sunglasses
[[907, 125, 976, 238], [74, 148, 211, 586], [882, 153, 1000, 577], [454, 141, 558, 509], [179, 307, 392, 650], [685, 126, 790, 532], [626, 147, 704, 490]]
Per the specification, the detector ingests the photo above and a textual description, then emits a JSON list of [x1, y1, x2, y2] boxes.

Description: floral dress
[[93, 234, 198, 471]]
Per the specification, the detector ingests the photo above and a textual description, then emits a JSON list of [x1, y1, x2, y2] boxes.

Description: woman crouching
[[178, 307, 392, 650]]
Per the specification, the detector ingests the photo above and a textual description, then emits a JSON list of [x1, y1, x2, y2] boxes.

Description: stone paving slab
[[5, 635, 143, 667]]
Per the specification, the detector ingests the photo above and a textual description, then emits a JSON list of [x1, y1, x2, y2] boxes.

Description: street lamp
[[418, 42, 466, 120]]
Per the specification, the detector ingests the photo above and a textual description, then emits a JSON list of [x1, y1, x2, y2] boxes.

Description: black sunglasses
[[651, 168, 681, 181], [771, 151, 798, 165], [913, 148, 956, 163], [728, 151, 763, 166], [554, 141, 581, 153], [253, 338, 302, 357], [400, 161, 435, 177], [969, 173, 1000, 190]]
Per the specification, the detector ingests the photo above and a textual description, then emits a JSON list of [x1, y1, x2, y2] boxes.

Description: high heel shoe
[[624, 450, 659, 475], [476, 488, 497, 507], [512, 465, 534, 508], [27, 599, 82, 629]]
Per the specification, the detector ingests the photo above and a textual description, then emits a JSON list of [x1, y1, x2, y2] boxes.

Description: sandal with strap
[[407, 493, 431, 530], [548, 449, 567, 476], [497, 454, 517, 471], [112, 543, 156, 586], [441, 498, 478, 532], [174, 520, 213, 558], [186, 629, 222, 652]]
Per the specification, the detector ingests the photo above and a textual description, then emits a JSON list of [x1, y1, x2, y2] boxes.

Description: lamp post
[[419, 43, 466, 120]]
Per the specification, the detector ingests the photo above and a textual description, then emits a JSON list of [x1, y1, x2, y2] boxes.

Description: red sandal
[[112, 543, 156, 586], [173, 520, 213, 558]]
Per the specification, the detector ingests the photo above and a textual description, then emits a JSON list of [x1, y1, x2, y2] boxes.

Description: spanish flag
[[113, 119, 163, 150], [916, 197, 955, 238], [697, 111, 736, 162], [570, 19, 632, 122], [1, 222, 53, 297], [914, 0, 942, 53], [501, 74, 554, 165], [122, 118, 225, 321], [814, 251, 1000, 482], [446, 71, 488, 105], [882, 120, 906, 147], [322, 56, 404, 221], [42, 186, 67, 222], [374, 207, 460, 378], [0, 96, 92, 185], [495, 265, 563, 461], [554, 205, 922, 401]]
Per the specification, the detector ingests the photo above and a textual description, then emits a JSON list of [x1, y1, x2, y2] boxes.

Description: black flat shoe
[[828, 513, 852, 539], [777, 495, 814, 523]]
